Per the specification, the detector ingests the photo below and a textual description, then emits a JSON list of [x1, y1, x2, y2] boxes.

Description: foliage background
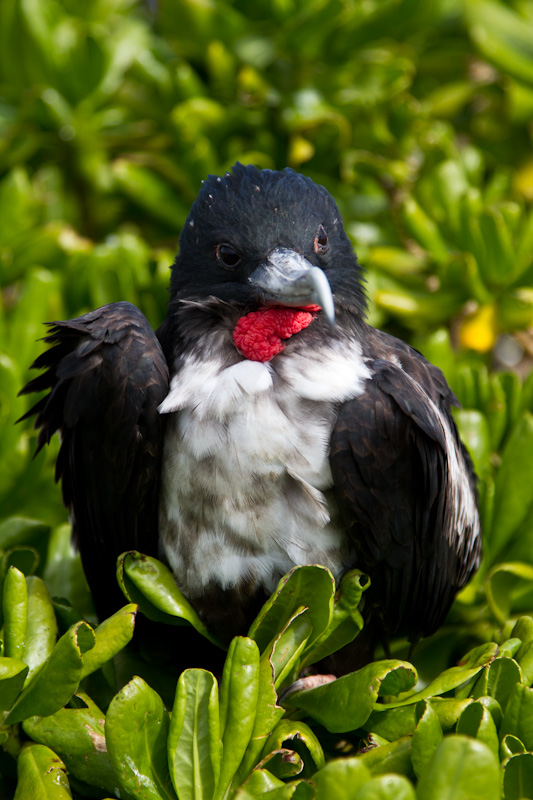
[[1, 0, 533, 798]]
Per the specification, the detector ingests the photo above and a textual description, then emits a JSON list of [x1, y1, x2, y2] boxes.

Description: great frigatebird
[[20, 163, 482, 669]]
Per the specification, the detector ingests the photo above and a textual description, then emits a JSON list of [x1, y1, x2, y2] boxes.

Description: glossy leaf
[[80, 603, 137, 679], [353, 774, 416, 799], [168, 669, 220, 800], [0, 657, 29, 712], [416, 735, 501, 800], [411, 700, 443, 779], [313, 757, 371, 800], [22, 693, 117, 796], [248, 565, 335, 654], [236, 650, 285, 783], [3, 565, 28, 660], [106, 676, 176, 800], [14, 743, 71, 800], [501, 734, 526, 762], [269, 609, 313, 688], [380, 644, 497, 709], [357, 735, 413, 778], [456, 701, 499, 755], [299, 570, 368, 668], [287, 660, 417, 733], [6, 621, 94, 724], [263, 719, 325, 773], [500, 683, 533, 751], [472, 657, 522, 711], [217, 637, 260, 800], [117, 551, 221, 647], [22, 575, 57, 683], [503, 753, 533, 800]]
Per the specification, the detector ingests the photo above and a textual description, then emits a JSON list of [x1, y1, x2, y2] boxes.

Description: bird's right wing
[[19, 302, 169, 618]]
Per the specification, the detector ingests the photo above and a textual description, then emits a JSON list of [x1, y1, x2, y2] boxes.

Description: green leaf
[[248, 565, 335, 654], [381, 644, 497, 709], [456, 701, 499, 756], [256, 748, 304, 781], [269, 609, 313, 688], [416, 735, 501, 800], [313, 757, 371, 800], [14, 743, 72, 799], [489, 413, 533, 560], [5, 621, 94, 724], [471, 657, 522, 711], [117, 552, 221, 647], [3, 565, 27, 660], [465, 0, 533, 85], [112, 160, 190, 229], [401, 196, 449, 262], [503, 753, 533, 800], [363, 705, 417, 740], [263, 719, 325, 773], [357, 735, 413, 778], [0, 519, 50, 577], [501, 734, 526, 762], [300, 570, 368, 668], [217, 637, 260, 800], [42, 524, 92, 619], [353, 774, 416, 799], [517, 641, 533, 687], [22, 693, 118, 797], [500, 683, 533, 751], [239, 768, 285, 797], [22, 575, 57, 683], [286, 660, 417, 733], [512, 616, 533, 654], [0, 657, 29, 712], [485, 562, 533, 624], [106, 676, 176, 800], [80, 603, 137, 679], [235, 650, 285, 784], [430, 699, 478, 732], [168, 669, 220, 800], [411, 700, 443, 780]]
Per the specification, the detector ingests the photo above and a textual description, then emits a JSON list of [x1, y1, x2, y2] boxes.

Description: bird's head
[[168, 164, 367, 360]]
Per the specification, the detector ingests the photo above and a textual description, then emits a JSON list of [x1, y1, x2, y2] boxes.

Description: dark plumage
[[20, 163, 481, 670]]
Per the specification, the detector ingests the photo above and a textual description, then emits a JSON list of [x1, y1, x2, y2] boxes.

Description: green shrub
[[1, 0, 533, 796]]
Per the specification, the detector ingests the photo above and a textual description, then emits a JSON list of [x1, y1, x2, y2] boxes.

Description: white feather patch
[[158, 339, 367, 597]]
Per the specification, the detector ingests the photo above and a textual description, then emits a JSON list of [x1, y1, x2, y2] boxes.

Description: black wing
[[19, 302, 169, 619], [330, 344, 481, 646]]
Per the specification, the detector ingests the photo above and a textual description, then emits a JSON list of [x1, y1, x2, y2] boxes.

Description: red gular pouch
[[233, 305, 321, 362]]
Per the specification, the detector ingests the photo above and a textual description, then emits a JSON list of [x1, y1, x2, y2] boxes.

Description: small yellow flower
[[459, 304, 498, 352]]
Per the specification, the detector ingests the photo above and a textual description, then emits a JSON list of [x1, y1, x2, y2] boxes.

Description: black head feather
[[169, 163, 366, 317]]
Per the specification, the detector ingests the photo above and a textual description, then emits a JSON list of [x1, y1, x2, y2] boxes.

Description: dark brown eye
[[216, 243, 240, 269], [314, 225, 328, 253]]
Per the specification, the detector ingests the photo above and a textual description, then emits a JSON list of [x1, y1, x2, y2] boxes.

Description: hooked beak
[[248, 248, 335, 328]]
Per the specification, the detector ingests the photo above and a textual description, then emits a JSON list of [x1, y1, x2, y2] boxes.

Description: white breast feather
[[158, 341, 370, 598]]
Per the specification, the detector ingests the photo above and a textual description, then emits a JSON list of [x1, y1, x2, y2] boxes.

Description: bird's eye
[[216, 243, 241, 269], [314, 225, 328, 253]]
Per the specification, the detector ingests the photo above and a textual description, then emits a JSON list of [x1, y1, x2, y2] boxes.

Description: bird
[[20, 163, 481, 670]]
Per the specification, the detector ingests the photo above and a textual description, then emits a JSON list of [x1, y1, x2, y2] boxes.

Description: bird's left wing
[[19, 302, 169, 618], [329, 350, 481, 643]]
